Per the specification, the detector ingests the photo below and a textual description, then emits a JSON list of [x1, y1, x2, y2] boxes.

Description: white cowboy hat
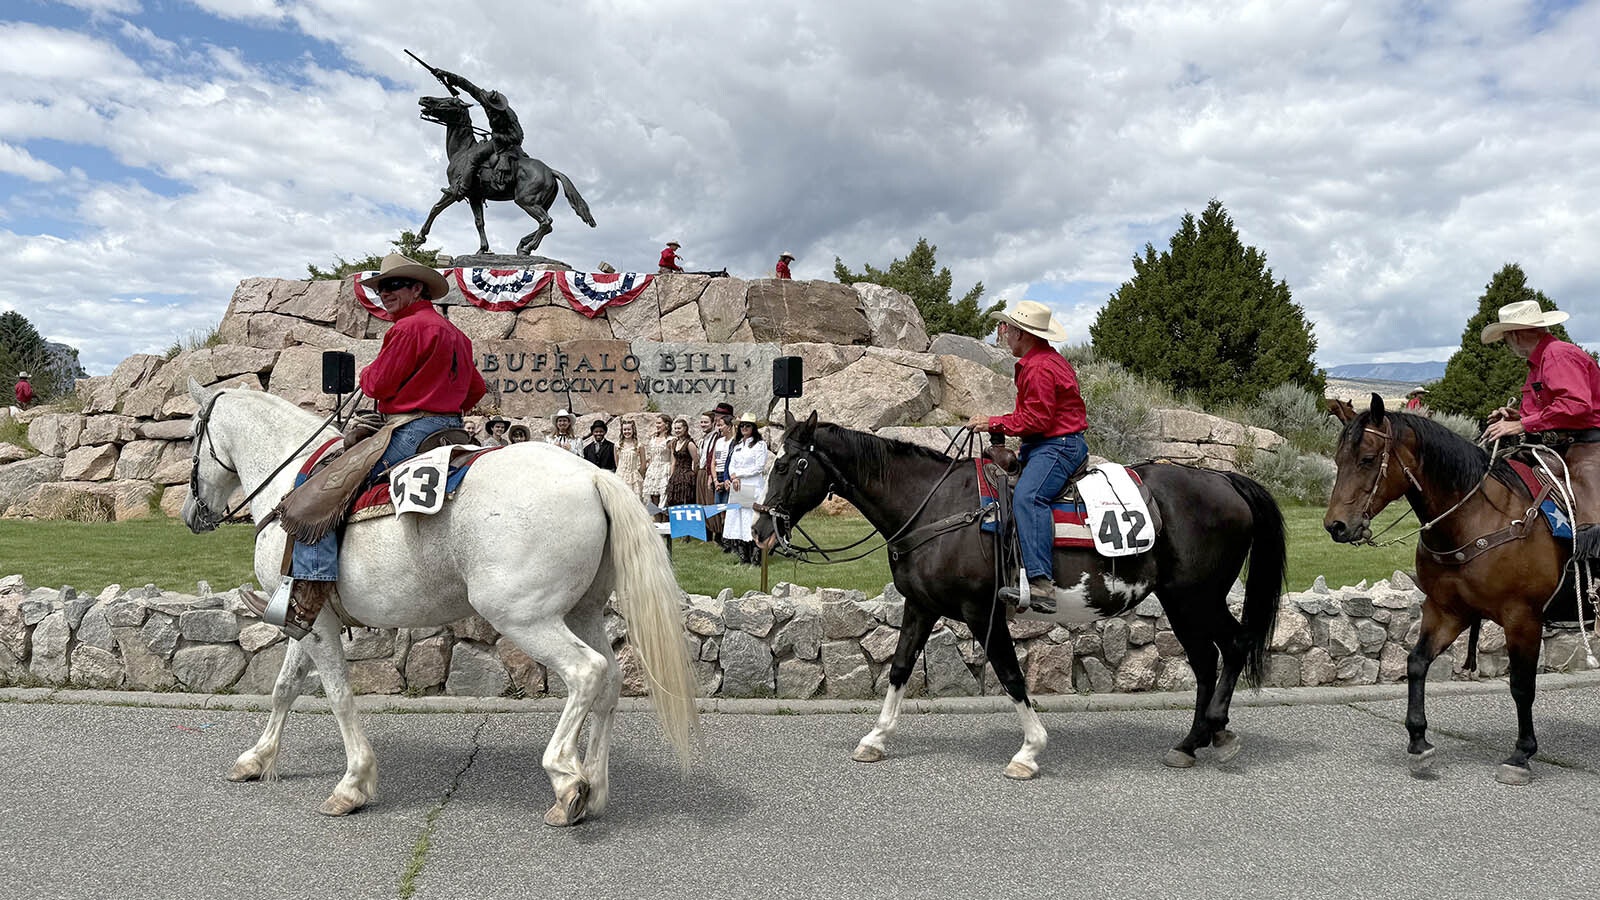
[[1481, 300, 1570, 344], [989, 300, 1069, 342], [367, 253, 449, 301], [1408, 386, 1428, 396], [779, 251, 795, 260], [553, 409, 572, 421], [16, 372, 29, 379], [737, 412, 761, 425]]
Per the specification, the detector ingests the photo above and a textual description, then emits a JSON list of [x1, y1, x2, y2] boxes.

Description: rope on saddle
[[1525, 444, 1599, 667]]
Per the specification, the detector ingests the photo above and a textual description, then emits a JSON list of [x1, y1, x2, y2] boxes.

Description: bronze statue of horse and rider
[[409, 54, 596, 256]]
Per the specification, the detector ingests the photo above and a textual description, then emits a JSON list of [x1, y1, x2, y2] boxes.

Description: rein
[[1350, 424, 1487, 548], [767, 427, 985, 565], [187, 390, 357, 531]]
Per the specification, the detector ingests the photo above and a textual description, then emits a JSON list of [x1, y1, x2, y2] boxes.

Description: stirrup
[[262, 579, 311, 640]]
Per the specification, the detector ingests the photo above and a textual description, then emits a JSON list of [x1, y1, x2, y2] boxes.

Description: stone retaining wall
[[2, 572, 1591, 697]]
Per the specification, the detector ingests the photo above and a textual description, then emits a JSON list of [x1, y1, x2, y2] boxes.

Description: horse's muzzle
[[1324, 518, 1369, 544]]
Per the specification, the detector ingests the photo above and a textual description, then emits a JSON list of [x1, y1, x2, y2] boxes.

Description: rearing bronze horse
[[1325, 394, 1589, 785]]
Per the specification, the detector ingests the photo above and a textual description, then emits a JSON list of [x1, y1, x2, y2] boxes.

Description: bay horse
[[1325, 394, 1584, 784], [180, 381, 698, 822], [415, 95, 596, 256], [753, 412, 1287, 778]]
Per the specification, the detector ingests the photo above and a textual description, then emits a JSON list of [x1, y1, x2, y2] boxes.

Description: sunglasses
[[376, 278, 417, 293]]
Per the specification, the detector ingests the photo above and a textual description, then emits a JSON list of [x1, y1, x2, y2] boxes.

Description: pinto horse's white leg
[[569, 610, 621, 817], [501, 620, 610, 827], [230, 636, 311, 783], [1004, 699, 1048, 780], [853, 684, 907, 763], [299, 611, 378, 816]]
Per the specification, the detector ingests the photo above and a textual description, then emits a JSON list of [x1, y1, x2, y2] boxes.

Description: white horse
[[180, 381, 700, 823]]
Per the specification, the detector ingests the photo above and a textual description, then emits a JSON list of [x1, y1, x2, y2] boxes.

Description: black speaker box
[[321, 350, 356, 394], [772, 356, 804, 398]]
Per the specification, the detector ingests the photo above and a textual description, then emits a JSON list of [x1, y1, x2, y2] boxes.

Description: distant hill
[[1325, 361, 1446, 382]]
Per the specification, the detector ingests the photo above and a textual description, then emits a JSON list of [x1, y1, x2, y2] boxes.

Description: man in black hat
[[582, 419, 617, 471]]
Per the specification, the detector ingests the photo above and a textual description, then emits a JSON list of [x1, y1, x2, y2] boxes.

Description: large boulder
[[26, 413, 83, 457], [79, 415, 138, 446], [268, 341, 383, 412], [697, 278, 752, 344], [606, 291, 663, 343], [7, 480, 159, 521], [114, 440, 190, 483], [658, 302, 707, 342], [61, 445, 118, 482], [0, 456, 64, 516], [803, 354, 936, 430], [937, 355, 1016, 419], [780, 343, 865, 382], [651, 274, 711, 315], [928, 333, 1011, 370], [852, 284, 930, 351], [746, 280, 871, 345], [509, 306, 613, 343], [447, 306, 518, 344], [475, 338, 561, 419], [630, 341, 781, 420]]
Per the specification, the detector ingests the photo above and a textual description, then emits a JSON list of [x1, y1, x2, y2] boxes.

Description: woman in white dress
[[722, 413, 770, 565], [641, 412, 674, 515], [615, 418, 645, 501], [545, 409, 582, 455]]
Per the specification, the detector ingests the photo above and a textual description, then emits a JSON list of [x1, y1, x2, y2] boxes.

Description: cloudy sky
[[2, 0, 1597, 375]]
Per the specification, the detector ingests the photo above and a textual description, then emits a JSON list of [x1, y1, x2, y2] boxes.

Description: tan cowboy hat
[[1408, 386, 1428, 396], [1481, 300, 1569, 344], [368, 253, 449, 300], [779, 251, 795, 260], [737, 412, 761, 425], [990, 300, 1069, 342]]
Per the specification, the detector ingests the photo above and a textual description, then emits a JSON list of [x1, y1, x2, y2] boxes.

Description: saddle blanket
[[1507, 457, 1575, 540], [977, 460, 1151, 553], [299, 438, 501, 525]]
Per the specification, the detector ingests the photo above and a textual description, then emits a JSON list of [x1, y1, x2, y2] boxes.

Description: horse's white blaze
[[188, 387, 700, 819]]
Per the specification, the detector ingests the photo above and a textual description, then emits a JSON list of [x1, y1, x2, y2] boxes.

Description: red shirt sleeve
[[359, 325, 420, 403]]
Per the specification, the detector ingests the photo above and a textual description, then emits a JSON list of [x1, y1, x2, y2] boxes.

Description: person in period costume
[[664, 417, 700, 510], [965, 300, 1086, 615], [642, 412, 674, 514], [775, 251, 795, 280], [658, 241, 683, 274], [480, 417, 511, 447], [722, 413, 770, 565], [507, 424, 531, 443], [582, 419, 617, 471], [546, 409, 582, 454], [615, 418, 645, 501], [1403, 387, 1429, 413]]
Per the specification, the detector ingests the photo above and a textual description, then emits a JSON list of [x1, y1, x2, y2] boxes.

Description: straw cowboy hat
[[779, 251, 796, 260], [737, 412, 761, 425], [1481, 300, 1570, 344], [369, 253, 449, 301], [990, 300, 1069, 342]]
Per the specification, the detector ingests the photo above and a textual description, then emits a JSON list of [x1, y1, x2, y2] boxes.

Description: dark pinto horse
[[753, 412, 1286, 778], [1325, 395, 1584, 784]]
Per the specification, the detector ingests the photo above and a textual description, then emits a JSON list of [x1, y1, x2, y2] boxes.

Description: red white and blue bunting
[[552, 271, 655, 318], [353, 268, 654, 319]]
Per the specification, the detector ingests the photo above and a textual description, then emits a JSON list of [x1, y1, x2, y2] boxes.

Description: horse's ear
[[1369, 392, 1386, 424], [187, 377, 214, 406], [1327, 398, 1356, 423], [784, 410, 796, 431], [800, 410, 819, 438]]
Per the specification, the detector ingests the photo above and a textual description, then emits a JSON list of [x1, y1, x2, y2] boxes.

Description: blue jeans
[[1015, 434, 1089, 583], [291, 415, 463, 582]]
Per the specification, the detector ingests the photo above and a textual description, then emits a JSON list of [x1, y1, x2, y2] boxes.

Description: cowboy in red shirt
[[256, 254, 488, 637], [659, 241, 683, 274], [775, 252, 794, 280], [1483, 299, 1600, 560], [966, 301, 1087, 613], [1403, 387, 1428, 413], [13, 372, 33, 409]]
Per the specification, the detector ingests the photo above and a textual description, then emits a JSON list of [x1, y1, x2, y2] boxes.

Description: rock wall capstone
[[2, 572, 1588, 697]]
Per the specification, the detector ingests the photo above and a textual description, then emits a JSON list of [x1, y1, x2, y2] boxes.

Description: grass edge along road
[[0, 504, 1416, 597]]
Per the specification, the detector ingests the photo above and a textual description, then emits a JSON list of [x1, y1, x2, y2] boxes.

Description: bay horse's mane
[[1345, 409, 1522, 497]]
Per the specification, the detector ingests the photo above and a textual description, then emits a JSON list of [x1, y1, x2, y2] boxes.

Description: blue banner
[[668, 504, 707, 541]]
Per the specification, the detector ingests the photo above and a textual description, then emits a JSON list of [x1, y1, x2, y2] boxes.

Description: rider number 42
[[1096, 509, 1153, 552]]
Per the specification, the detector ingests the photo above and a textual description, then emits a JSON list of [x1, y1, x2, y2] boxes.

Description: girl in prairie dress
[[642, 412, 674, 511], [664, 418, 700, 508], [616, 418, 645, 501]]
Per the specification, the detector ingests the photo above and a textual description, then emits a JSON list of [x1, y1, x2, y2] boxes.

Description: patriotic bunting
[[353, 268, 654, 319], [451, 268, 555, 312], [553, 271, 655, 318]]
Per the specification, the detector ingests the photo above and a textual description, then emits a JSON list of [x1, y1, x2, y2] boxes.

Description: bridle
[[186, 390, 354, 532], [1347, 421, 1484, 546]]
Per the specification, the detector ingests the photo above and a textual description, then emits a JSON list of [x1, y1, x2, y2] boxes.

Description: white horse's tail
[[592, 471, 702, 768]]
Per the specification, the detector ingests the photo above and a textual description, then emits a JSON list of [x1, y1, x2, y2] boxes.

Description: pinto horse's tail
[[592, 471, 701, 768], [1223, 472, 1287, 687]]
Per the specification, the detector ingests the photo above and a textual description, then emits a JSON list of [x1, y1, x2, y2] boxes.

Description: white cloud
[[4, 0, 1600, 375]]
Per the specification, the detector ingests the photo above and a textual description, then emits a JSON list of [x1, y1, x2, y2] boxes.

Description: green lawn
[[0, 503, 1419, 597]]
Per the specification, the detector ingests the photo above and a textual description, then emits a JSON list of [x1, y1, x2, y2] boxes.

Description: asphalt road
[[2, 678, 1598, 900]]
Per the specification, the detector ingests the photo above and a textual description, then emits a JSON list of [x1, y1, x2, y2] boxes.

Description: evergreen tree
[[1426, 264, 1579, 421], [0, 311, 82, 402], [307, 230, 440, 280], [1089, 199, 1323, 408], [834, 237, 1004, 338]]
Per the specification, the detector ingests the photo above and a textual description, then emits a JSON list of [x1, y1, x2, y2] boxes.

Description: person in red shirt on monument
[[1483, 299, 1600, 562], [659, 241, 683, 274], [254, 253, 488, 637], [775, 251, 794, 279], [13, 372, 33, 409], [965, 301, 1086, 614]]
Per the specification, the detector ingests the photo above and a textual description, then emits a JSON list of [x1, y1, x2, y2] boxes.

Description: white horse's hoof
[[852, 744, 885, 763], [1163, 749, 1197, 768], [1003, 760, 1040, 781], [1408, 747, 1436, 775], [228, 757, 263, 782], [318, 791, 368, 817], [544, 781, 591, 827], [1212, 730, 1240, 764], [1495, 764, 1532, 786]]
